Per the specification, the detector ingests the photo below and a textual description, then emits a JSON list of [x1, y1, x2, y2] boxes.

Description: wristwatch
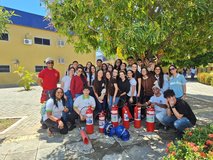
[[171, 106, 176, 108], [56, 119, 61, 124]]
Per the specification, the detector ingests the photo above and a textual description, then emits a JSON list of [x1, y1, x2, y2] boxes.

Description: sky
[[0, 0, 46, 16]]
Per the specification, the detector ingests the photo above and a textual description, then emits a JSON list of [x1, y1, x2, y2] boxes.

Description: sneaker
[[68, 125, 76, 131], [163, 126, 169, 130]]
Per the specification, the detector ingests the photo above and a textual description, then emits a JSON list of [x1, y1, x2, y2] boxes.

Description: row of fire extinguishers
[[84, 104, 155, 136]]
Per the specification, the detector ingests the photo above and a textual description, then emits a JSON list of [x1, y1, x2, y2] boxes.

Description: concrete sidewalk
[[186, 80, 213, 102], [0, 81, 212, 160]]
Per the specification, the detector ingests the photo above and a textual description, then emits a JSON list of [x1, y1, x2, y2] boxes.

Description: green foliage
[[211, 78, 213, 87], [0, 7, 15, 34], [163, 124, 213, 160], [44, 0, 213, 62], [14, 66, 36, 91], [205, 74, 213, 85], [197, 72, 213, 86], [176, 52, 213, 68]]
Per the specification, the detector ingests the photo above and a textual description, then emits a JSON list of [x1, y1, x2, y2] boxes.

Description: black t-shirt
[[118, 78, 130, 96], [108, 78, 119, 97], [93, 79, 105, 97], [172, 99, 197, 125]]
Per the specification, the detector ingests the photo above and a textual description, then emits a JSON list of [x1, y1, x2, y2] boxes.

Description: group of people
[[182, 66, 197, 79], [37, 56, 196, 139]]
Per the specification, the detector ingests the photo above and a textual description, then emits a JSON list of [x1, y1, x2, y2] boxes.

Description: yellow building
[[0, 8, 96, 87]]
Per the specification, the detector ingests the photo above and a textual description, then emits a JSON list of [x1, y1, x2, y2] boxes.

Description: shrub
[[14, 66, 36, 91], [198, 73, 208, 84], [211, 79, 213, 87], [204, 74, 213, 85], [163, 124, 213, 160]]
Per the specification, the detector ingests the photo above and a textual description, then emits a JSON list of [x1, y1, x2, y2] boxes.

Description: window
[[35, 66, 47, 72], [34, 37, 50, 46], [0, 33, 9, 41], [0, 65, 10, 73]]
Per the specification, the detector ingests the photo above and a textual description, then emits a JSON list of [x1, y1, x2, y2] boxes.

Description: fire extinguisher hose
[[77, 106, 90, 144]]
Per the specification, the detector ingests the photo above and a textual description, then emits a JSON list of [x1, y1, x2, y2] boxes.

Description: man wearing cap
[[146, 81, 167, 125], [38, 57, 60, 103]]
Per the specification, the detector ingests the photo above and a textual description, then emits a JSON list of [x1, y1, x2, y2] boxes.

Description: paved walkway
[[0, 81, 212, 160], [186, 79, 213, 102]]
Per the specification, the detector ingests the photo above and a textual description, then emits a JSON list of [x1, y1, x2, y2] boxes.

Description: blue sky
[[0, 0, 46, 16]]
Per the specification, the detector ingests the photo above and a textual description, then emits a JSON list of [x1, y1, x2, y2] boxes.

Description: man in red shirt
[[38, 58, 60, 129], [38, 57, 60, 103]]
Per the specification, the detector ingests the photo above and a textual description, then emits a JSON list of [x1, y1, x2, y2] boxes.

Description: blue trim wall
[[4, 7, 56, 32]]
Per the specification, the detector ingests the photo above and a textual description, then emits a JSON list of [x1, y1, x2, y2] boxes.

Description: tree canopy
[[44, 0, 213, 64], [0, 7, 14, 34]]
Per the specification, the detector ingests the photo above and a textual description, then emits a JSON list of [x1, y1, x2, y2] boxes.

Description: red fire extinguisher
[[122, 107, 130, 129], [134, 105, 141, 128], [111, 105, 118, 127], [86, 106, 94, 134], [146, 107, 155, 132], [99, 111, 105, 133], [123, 104, 133, 119]]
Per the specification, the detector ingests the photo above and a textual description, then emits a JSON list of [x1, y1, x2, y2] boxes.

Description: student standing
[[169, 64, 187, 99]]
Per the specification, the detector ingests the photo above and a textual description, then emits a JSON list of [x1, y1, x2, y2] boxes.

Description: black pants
[[44, 118, 68, 134], [67, 110, 81, 125], [127, 96, 137, 118]]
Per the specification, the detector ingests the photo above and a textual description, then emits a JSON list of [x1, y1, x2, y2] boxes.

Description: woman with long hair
[[43, 88, 73, 136], [87, 65, 96, 87], [61, 67, 75, 121], [107, 64, 114, 73], [131, 63, 142, 103], [141, 67, 156, 102], [169, 64, 187, 99], [154, 64, 169, 93], [120, 62, 127, 73], [117, 70, 130, 118], [114, 59, 122, 71], [106, 69, 120, 111], [126, 70, 137, 117], [93, 69, 107, 114], [84, 61, 92, 74], [70, 66, 88, 101], [141, 67, 156, 118]]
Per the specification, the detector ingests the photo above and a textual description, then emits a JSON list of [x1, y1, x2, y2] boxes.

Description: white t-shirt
[[61, 75, 71, 92], [190, 68, 196, 74], [43, 98, 65, 121], [149, 94, 166, 112], [73, 95, 96, 116], [86, 73, 95, 86], [127, 78, 137, 97]]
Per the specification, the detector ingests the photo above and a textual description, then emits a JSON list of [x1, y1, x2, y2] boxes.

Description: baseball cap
[[45, 57, 54, 63]]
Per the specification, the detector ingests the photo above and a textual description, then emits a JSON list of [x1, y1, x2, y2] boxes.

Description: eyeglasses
[[170, 68, 175, 71], [47, 61, 54, 64]]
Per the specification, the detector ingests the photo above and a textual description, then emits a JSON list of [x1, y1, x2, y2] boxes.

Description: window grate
[[0, 65, 10, 73]]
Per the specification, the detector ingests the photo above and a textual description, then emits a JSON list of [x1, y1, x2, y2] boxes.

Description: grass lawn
[[0, 118, 20, 132]]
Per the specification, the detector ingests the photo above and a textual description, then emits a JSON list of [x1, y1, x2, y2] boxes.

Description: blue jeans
[[95, 96, 107, 113], [62, 90, 73, 122], [108, 96, 120, 111], [155, 110, 167, 124], [162, 115, 193, 132]]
